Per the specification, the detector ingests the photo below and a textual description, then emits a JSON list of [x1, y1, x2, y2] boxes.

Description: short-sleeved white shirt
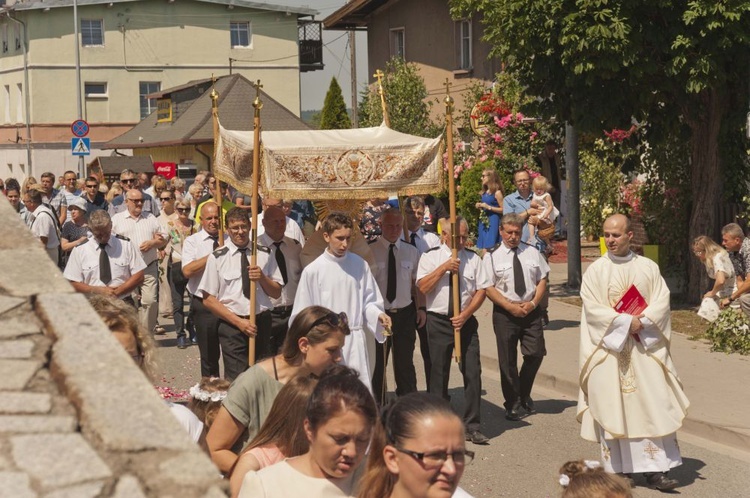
[[182, 230, 222, 296], [30, 205, 60, 248], [197, 238, 282, 315], [370, 237, 420, 310], [406, 227, 440, 254], [482, 242, 550, 302], [111, 210, 167, 265], [63, 234, 147, 289], [259, 233, 302, 308], [416, 245, 492, 314]]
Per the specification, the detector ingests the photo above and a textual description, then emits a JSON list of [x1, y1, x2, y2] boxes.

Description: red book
[[613, 285, 647, 342]]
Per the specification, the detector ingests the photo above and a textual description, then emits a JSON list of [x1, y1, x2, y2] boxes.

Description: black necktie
[[240, 248, 250, 299], [210, 236, 219, 250], [386, 243, 397, 303], [409, 232, 417, 247], [273, 241, 288, 285], [99, 243, 111, 284], [512, 247, 526, 297]]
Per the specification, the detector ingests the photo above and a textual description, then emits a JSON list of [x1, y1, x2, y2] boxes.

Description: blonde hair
[[482, 169, 503, 195], [87, 294, 158, 381], [187, 377, 231, 429], [559, 460, 631, 498], [693, 235, 727, 271], [532, 175, 552, 192], [106, 183, 123, 203], [21, 176, 38, 196]]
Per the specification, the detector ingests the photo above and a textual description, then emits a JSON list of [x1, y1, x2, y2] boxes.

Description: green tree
[[452, 0, 750, 301], [319, 77, 351, 130], [359, 57, 441, 137]]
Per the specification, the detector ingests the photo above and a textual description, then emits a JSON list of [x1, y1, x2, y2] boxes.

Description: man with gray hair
[[64, 210, 146, 305], [484, 213, 549, 422], [108, 169, 160, 217], [720, 223, 750, 316]]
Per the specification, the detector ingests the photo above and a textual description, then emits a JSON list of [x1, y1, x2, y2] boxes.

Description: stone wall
[[0, 197, 226, 497]]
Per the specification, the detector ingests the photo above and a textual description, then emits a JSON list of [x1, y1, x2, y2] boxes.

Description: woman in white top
[[693, 235, 735, 299], [238, 365, 376, 498]]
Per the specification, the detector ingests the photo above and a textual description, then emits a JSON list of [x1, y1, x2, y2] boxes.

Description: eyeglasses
[[176, 207, 190, 213], [85, 184, 98, 189], [394, 447, 474, 469], [160, 196, 173, 201], [121, 179, 136, 184], [127, 198, 144, 204], [308, 312, 348, 332], [227, 224, 249, 233]]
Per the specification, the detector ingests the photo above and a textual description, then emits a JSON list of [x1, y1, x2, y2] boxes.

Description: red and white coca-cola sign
[[153, 161, 176, 179]]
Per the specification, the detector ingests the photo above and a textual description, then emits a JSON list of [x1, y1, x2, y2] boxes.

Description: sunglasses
[[176, 207, 190, 213], [121, 179, 136, 184], [85, 184, 98, 188], [160, 197, 173, 201], [308, 312, 348, 333], [127, 198, 144, 204]]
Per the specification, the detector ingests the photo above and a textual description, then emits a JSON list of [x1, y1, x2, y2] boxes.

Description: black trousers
[[492, 306, 546, 410], [416, 322, 432, 388], [372, 303, 418, 403], [191, 295, 221, 378], [217, 310, 273, 382], [269, 305, 293, 356], [426, 312, 482, 432]]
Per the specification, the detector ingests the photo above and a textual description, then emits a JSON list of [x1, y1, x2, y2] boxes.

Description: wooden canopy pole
[[374, 69, 390, 128], [443, 79, 461, 367], [248, 80, 263, 366], [210, 75, 225, 245]]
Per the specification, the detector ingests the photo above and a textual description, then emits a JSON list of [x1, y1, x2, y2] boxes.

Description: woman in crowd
[[21, 176, 38, 196], [359, 198, 388, 242], [475, 168, 504, 253], [106, 182, 123, 204], [229, 375, 319, 497], [187, 182, 204, 219], [156, 188, 177, 328], [60, 197, 90, 256], [359, 392, 471, 498], [167, 199, 195, 348], [237, 365, 376, 498], [171, 177, 186, 201], [207, 306, 350, 474], [693, 235, 735, 300], [5, 180, 31, 225], [557, 460, 631, 498]]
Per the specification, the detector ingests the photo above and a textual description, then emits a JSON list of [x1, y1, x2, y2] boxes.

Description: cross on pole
[[253, 80, 264, 109], [443, 78, 454, 108]]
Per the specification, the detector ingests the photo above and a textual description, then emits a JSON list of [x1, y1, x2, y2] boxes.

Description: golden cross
[[373, 69, 385, 84], [253, 80, 263, 99], [210, 73, 219, 101], [643, 442, 661, 459], [443, 78, 453, 95]]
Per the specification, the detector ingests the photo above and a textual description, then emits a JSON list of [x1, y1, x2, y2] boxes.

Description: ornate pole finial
[[373, 69, 390, 127], [210, 73, 219, 105], [443, 78, 454, 110], [253, 80, 264, 110]]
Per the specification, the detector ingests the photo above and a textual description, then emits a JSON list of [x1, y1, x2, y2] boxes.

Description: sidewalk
[[475, 262, 750, 456]]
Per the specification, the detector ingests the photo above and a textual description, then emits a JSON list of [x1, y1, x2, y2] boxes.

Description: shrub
[[704, 307, 750, 355]]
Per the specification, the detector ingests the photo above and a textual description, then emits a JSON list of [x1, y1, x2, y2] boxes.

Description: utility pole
[[349, 30, 358, 127], [565, 123, 581, 289], [73, 0, 85, 179]]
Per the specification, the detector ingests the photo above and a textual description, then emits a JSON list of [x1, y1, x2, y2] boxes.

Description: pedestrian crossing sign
[[71, 137, 91, 156]]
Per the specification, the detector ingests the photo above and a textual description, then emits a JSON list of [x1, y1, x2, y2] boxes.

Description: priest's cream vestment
[[578, 252, 690, 473]]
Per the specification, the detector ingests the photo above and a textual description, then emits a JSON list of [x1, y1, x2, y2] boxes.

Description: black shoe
[[542, 311, 550, 326], [465, 430, 489, 445], [505, 401, 522, 421], [521, 397, 537, 415], [645, 472, 678, 491], [617, 473, 635, 488], [177, 336, 188, 349]]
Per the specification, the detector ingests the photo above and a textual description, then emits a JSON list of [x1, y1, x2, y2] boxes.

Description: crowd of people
[[0, 159, 713, 497]]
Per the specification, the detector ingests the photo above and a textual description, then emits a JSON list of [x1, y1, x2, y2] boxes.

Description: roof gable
[[11, 0, 317, 16]]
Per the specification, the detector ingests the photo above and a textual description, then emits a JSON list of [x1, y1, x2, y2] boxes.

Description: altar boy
[[290, 212, 391, 392]]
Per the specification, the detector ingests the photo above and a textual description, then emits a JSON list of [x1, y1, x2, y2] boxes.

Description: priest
[[578, 214, 689, 492]]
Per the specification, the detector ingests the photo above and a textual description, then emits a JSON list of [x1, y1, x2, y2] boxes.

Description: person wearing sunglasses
[[359, 392, 473, 498], [81, 176, 109, 214], [291, 212, 392, 394], [207, 306, 350, 475], [108, 169, 161, 218]]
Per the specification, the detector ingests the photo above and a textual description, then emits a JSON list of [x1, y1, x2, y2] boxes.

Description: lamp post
[[73, 0, 85, 179]]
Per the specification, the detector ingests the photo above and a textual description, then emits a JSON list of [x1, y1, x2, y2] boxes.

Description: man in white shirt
[[483, 213, 549, 422], [198, 207, 283, 380], [259, 205, 302, 354], [369, 208, 423, 403], [417, 217, 491, 445], [291, 212, 391, 392], [39, 171, 67, 226], [404, 195, 440, 386], [64, 210, 145, 305], [182, 202, 224, 375], [61, 170, 82, 222], [111, 189, 167, 336], [23, 188, 61, 263], [257, 197, 305, 246]]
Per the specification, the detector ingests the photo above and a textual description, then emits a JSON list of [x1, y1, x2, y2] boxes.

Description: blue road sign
[[72, 137, 91, 156], [71, 120, 89, 138]]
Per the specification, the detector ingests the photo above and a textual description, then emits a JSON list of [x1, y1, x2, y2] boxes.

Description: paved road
[[153, 311, 750, 497]]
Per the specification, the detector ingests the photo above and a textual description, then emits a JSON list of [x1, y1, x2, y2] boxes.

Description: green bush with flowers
[[705, 307, 750, 355]]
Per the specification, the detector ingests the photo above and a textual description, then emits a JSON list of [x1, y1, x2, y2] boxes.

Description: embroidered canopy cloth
[[214, 122, 444, 200]]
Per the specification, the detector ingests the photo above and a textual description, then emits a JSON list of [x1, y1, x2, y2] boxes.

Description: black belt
[[386, 302, 415, 314], [271, 305, 293, 314]]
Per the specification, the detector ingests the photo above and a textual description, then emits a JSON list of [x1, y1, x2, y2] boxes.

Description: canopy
[[214, 122, 445, 200]]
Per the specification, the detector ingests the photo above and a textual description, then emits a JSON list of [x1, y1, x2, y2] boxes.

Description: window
[[84, 82, 108, 98], [15, 83, 22, 123], [14, 23, 20, 51], [81, 19, 104, 46], [139, 81, 161, 119], [2, 25, 7, 53], [458, 20, 472, 69], [230, 22, 251, 48], [390, 28, 405, 59]]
